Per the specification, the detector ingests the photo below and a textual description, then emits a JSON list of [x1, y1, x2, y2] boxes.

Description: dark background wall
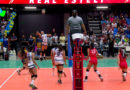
[[18, 14, 64, 37]]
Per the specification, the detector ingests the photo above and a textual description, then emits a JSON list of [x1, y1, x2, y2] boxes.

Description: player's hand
[[84, 32, 87, 35]]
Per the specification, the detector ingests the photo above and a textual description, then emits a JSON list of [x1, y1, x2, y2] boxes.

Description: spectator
[[52, 33, 58, 45], [3, 35, 8, 49], [108, 37, 114, 57], [124, 36, 129, 43], [118, 40, 128, 47], [21, 34, 28, 47], [112, 20, 117, 28], [47, 36, 52, 46], [115, 36, 121, 46], [28, 34, 34, 47], [84, 33, 89, 45], [99, 35, 104, 54], [10, 33, 17, 54], [51, 28, 56, 36], [59, 33, 65, 46], [0, 44, 4, 60]]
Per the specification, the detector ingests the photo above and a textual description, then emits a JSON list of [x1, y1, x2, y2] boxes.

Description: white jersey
[[52, 47, 58, 54], [27, 52, 35, 68], [54, 49, 64, 65], [42, 34, 47, 45]]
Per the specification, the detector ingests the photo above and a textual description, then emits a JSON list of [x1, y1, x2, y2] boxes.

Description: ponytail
[[90, 43, 94, 49], [120, 48, 126, 58], [58, 45, 63, 53]]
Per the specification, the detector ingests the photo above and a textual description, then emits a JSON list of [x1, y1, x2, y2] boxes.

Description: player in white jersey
[[41, 31, 48, 60], [53, 45, 67, 84], [51, 45, 58, 76], [26, 46, 40, 89]]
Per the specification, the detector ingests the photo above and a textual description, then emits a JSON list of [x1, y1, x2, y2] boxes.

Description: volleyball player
[[17, 47, 27, 75], [51, 45, 67, 77], [118, 48, 128, 81], [36, 34, 42, 61], [53, 45, 67, 84], [51, 45, 58, 76], [26, 46, 40, 89], [41, 31, 48, 60], [84, 43, 103, 82]]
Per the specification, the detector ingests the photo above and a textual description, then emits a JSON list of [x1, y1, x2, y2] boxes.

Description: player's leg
[[93, 64, 103, 82], [122, 68, 127, 81], [63, 70, 67, 77], [52, 65, 55, 76], [43, 46, 47, 60], [29, 67, 38, 89], [84, 63, 92, 82], [17, 64, 26, 75], [58, 65, 64, 84]]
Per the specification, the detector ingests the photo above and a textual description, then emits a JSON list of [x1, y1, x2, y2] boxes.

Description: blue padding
[[68, 34, 72, 67], [126, 35, 130, 38], [126, 18, 130, 24], [124, 30, 130, 34]]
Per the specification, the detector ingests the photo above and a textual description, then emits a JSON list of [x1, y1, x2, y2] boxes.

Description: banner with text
[[0, 0, 130, 4]]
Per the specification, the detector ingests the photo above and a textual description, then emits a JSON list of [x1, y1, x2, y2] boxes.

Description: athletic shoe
[[123, 76, 126, 81], [17, 70, 21, 75], [84, 79, 87, 82], [100, 78, 103, 82], [29, 84, 38, 89], [58, 80, 62, 84]]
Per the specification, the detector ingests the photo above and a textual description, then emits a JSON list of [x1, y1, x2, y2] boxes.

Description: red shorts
[[89, 59, 97, 65], [119, 62, 128, 69]]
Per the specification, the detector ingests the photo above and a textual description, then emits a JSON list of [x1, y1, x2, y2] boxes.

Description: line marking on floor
[[0, 68, 19, 88]]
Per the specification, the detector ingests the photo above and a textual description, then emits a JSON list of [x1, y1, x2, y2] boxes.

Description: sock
[[95, 70, 103, 79], [123, 72, 127, 78], [30, 80, 34, 85], [85, 69, 89, 80]]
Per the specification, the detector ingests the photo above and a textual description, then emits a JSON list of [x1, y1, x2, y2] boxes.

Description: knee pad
[[124, 72, 127, 74], [58, 70, 63, 74], [94, 70, 97, 72], [31, 75, 37, 78], [86, 69, 89, 72]]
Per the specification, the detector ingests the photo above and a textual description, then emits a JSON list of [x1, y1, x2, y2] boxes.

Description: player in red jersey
[[84, 43, 103, 82], [118, 48, 128, 81]]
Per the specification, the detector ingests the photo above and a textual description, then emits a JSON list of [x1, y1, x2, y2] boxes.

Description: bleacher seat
[[126, 35, 130, 38], [101, 20, 107, 24], [126, 18, 130, 24], [113, 28, 118, 36]]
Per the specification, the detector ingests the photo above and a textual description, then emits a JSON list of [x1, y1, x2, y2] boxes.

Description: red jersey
[[119, 53, 128, 69], [89, 48, 98, 65]]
